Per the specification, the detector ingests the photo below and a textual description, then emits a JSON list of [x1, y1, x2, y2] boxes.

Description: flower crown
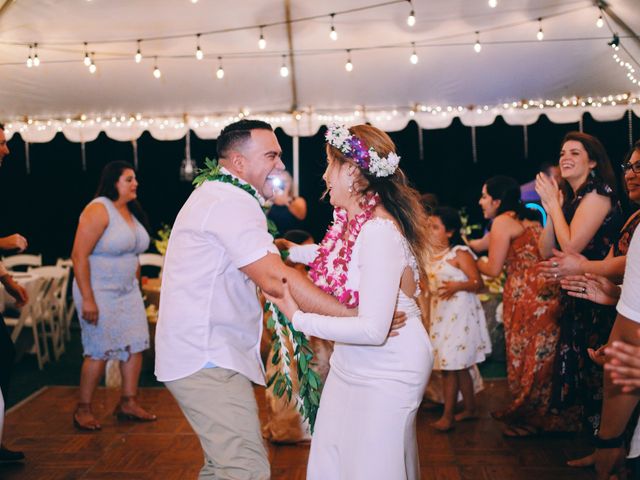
[[325, 123, 400, 178]]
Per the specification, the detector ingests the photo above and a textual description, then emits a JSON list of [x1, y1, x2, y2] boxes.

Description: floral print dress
[[550, 178, 623, 433], [493, 222, 570, 430], [427, 246, 491, 371]]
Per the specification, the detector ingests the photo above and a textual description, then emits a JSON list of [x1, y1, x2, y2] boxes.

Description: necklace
[[308, 193, 380, 308], [194, 158, 279, 238]]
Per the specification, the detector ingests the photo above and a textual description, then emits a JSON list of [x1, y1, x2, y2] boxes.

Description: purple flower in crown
[[325, 123, 400, 178], [346, 136, 371, 170]]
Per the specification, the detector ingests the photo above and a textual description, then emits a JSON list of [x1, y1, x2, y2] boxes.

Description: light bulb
[[89, 62, 97, 74], [410, 52, 418, 64], [537, 29, 544, 41], [84, 53, 91, 66], [597, 15, 604, 28], [474, 40, 482, 53], [488, 0, 497, 7], [345, 60, 353, 72], [26, 56, 33, 68], [280, 64, 289, 77], [258, 35, 266, 50], [33, 54, 40, 67], [153, 66, 161, 79], [135, 40, 142, 63], [330, 26, 338, 41], [407, 10, 416, 27], [196, 46, 203, 60], [216, 57, 224, 79]]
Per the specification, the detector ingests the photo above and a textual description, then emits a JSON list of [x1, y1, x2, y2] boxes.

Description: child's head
[[428, 206, 464, 248]]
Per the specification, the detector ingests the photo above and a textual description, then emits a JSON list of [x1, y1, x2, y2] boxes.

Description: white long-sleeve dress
[[289, 218, 433, 480]]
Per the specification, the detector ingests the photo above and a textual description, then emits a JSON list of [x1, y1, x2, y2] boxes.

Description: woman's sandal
[[502, 424, 540, 438], [73, 403, 102, 431], [113, 396, 157, 422]]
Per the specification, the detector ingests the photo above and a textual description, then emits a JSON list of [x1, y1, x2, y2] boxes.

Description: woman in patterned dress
[[71, 161, 156, 430], [536, 132, 623, 435], [475, 176, 568, 436]]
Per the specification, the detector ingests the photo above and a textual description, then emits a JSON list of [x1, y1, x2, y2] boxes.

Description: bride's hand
[[263, 278, 300, 320]]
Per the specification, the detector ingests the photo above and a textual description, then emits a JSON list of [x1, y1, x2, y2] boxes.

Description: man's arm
[[241, 252, 353, 317]]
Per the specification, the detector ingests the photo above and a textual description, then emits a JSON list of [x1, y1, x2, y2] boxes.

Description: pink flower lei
[[308, 192, 380, 308]]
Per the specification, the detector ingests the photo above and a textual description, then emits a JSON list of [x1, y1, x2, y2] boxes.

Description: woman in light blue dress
[[71, 161, 155, 430]]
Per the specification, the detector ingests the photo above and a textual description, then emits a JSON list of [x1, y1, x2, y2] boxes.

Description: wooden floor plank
[[0, 381, 596, 479]]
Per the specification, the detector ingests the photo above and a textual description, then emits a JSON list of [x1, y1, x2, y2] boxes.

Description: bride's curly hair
[[325, 124, 432, 277]]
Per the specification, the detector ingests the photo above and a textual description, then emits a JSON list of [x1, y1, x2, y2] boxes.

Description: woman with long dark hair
[[71, 161, 155, 430], [536, 132, 623, 434], [474, 175, 569, 436], [266, 124, 433, 479]]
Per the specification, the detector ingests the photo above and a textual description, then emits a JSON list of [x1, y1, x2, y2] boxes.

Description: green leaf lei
[[194, 157, 321, 432]]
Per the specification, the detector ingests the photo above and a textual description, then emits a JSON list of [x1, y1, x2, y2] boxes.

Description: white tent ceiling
[[0, 0, 639, 141]]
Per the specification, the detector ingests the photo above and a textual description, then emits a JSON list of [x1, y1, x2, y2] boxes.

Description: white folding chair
[[138, 253, 164, 268], [2, 254, 43, 271], [4, 277, 51, 370], [56, 258, 75, 341], [29, 266, 68, 360]]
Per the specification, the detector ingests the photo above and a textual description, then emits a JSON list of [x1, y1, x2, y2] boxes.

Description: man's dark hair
[[216, 119, 273, 159]]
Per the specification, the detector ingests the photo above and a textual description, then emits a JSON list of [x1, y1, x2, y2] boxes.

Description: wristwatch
[[592, 428, 625, 449]]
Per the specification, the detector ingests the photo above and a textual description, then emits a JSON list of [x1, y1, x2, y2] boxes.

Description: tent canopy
[[1, 0, 639, 140]]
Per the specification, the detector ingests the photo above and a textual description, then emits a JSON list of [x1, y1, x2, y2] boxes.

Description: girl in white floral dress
[[427, 206, 491, 431]]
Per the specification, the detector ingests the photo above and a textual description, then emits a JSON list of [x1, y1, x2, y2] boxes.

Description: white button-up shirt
[[155, 171, 278, 384]]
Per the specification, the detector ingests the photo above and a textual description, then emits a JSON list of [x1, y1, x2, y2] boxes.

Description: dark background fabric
[[1, 113, 638, 262]]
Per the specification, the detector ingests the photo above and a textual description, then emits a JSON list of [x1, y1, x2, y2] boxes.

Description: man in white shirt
[[593, 225, 640, 479], [0, 123, 28, 464], [155, 120, 352, 479]]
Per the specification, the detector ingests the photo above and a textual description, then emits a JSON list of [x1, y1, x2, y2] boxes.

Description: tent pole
[[284, 0, 299, 113], [293, 135, 300, 196]]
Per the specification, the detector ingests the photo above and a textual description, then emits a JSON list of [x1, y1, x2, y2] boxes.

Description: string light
[[26, 45, 33, 68], [89, 53, 97, 74], [216, 57, 225, 79], [195, 34, 203, 60], [410, 42, 418, 64], [83, 42, 91, 66], [488, 0, 497, 8], [153, 57, 161, 78], [407, 1, 416, 27], [536, 18, 544, 41], [280, 55, 289, 77], [135, 40, 142, 63], [33, 43, 40, 66], [474, 32, 482, 53], [596, 10, 604, 28], [329, 13, 338, 41], [608, 33, 620, 51], [345, 49, 353, 72], [258, 26, 266, 50]]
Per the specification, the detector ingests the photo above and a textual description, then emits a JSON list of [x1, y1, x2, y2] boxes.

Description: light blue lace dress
[[73, 197, 150, 361]]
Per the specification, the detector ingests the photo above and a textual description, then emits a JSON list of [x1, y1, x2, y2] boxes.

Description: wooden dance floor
[[1, 380, 596, 479]]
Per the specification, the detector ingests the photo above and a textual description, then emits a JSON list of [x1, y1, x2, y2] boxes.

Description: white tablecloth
[[0, 272, 40, 313]]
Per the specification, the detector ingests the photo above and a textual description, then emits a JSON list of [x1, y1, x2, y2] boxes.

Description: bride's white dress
[[289, 218, 433, 480]]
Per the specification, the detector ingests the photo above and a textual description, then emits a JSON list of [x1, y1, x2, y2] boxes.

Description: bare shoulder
[[80, 202, 109, 227], [371, 208, 402, 232]]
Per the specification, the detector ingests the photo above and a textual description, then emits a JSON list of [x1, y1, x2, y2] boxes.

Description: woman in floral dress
[[475, 175, 568, 436]]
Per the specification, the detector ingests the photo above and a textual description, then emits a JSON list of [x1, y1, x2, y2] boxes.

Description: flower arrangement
[[154, 224, 172, 256], [325, 123, 400, 178]]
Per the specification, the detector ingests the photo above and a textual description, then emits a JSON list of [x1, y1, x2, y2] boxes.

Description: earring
[[590, 169, 596, 178], [348, 181, 353, 193]]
